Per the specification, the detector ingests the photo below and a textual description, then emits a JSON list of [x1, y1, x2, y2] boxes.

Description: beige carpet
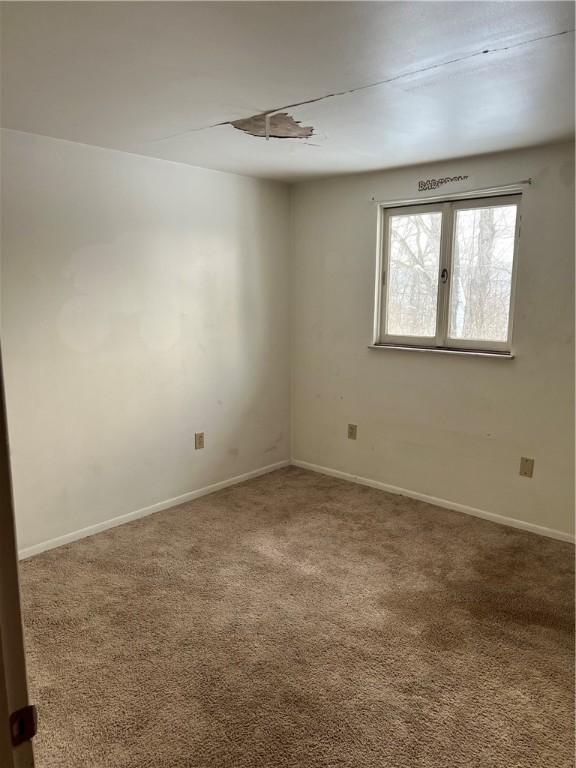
[[20, 467, 574, 768]]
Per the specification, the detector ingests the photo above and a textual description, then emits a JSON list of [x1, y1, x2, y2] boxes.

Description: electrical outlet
[[347, 423, 358, 440], [519, 456, 534, 478], [195, 432, 205, 450]]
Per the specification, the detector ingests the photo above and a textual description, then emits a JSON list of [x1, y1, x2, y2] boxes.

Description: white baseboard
[[18, 459, 290, 560], [18, 456, 574, 558], [292, 459, 575, 544]]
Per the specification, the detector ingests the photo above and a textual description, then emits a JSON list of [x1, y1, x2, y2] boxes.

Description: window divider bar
[[435, 202, 454, 346]]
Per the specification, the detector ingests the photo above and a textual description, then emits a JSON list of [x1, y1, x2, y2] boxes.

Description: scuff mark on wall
[[263, 432, 284, 453]]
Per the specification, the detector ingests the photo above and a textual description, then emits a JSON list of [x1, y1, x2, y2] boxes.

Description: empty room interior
[[0, 2, 574, 767]]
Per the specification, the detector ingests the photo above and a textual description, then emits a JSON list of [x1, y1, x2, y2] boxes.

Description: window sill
[[368, 344, 514, 359]]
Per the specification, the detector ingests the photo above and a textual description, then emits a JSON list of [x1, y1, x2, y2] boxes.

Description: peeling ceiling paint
[[231, 112, 313, 140], [1, 2, 574, 179], [158, 27, 574, 143]]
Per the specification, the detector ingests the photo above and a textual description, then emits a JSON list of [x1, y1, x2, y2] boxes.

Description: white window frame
[[373, 190, 522, 357]]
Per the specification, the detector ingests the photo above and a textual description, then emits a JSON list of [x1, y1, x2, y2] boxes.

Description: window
[[374, 194, 521, 355]]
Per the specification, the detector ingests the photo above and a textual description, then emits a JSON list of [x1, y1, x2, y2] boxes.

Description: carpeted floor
[[19, 467, 574, 768]]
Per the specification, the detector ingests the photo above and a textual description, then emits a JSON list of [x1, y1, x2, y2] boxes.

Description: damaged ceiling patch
[[152, 28, 574, 145], [231, 112, 313, 139]]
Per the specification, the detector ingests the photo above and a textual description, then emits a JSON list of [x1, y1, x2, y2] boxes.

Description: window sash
[[376, 194, 521, 353], [380, 202, 445, 346]]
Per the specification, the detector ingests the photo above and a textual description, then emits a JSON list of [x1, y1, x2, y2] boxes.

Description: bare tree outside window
[[386, 212, 442, 337], [449, 205, 517, 342]]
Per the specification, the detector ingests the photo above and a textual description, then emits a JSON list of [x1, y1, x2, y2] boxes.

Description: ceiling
[[1, 1, 574, 180]]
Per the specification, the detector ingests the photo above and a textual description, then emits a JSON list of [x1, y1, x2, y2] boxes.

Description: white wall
[[291, 142, 575, 538], [2, 133, 573, 550], [1, 130, 291, 552]]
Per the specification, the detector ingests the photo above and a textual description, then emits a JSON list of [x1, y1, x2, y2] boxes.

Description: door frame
[[0, 349, 35, 768]]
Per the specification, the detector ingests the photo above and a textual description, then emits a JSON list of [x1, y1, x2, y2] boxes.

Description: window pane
[[448, 204, 517, 343], [385, 212, 442, 337]]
